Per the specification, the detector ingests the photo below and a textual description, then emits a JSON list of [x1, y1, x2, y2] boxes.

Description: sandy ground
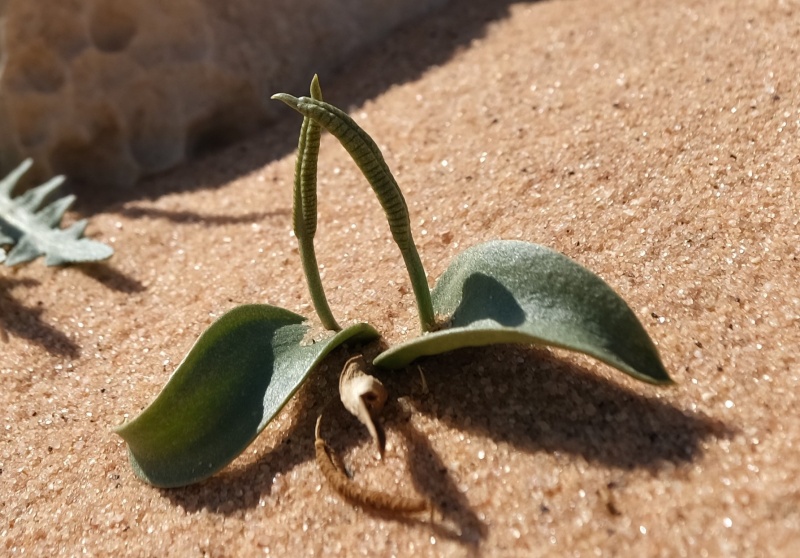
[[2, 0, 799, 556]]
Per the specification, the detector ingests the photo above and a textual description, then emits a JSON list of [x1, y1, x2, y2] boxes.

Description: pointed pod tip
[[271, 93, 300, 110], [310, 75, 323, 101]]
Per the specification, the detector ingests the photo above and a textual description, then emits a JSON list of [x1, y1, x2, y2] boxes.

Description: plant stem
[[292, 77, 341, 331], [272, 93, 436, 332]]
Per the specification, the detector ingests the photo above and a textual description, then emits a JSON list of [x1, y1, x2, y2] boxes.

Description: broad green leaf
[[0, 159, 114, 266], [373, 240, 671, 385], [115, 304, 379, 488]]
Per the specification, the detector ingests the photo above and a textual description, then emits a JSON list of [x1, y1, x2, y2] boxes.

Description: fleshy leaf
[[373, 240, 671, 385], [0, 159, 114, 266], [115, 304, 380, 488]]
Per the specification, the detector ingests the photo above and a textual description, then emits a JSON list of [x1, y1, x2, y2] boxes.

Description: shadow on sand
[[162, 342, 732, 551]]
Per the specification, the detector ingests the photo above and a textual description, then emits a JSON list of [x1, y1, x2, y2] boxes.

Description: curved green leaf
[[373, 240, 671, 385], [115, 304, 379, 488]]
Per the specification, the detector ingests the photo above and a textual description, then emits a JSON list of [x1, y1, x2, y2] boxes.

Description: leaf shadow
[[76, 262, 145, 294], [451, 273, 525, 327], [395, 346, 732, 472], [0, 276, 80, 357], [116, 205, 290, 226], [159, 341, 731, 549], [395, 410, 487, 548]]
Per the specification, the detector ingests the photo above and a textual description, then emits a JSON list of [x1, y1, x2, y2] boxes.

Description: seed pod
[[339, 355, 387, 458], [290, 75, 340, 331], [271, 90, 435, 332]]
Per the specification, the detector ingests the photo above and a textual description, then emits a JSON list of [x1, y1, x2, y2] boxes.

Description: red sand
[[2, 1, 799, 555]]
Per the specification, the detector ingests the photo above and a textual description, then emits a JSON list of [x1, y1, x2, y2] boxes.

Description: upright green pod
[[291, 76, 340, 331], [273, 92, 436, 332], [298, 77, 323, 239]]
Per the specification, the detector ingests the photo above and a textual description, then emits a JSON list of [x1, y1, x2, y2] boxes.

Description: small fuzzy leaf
[[43, 237, 115, 266], [14, 176, 65, 213], [0, 158, 32, 197], [63, 219, 88, 238], [0, 159, 114, 266], [4, 235, 42, 266], [115, 304, 380, 488], [36, 195, 75, 227], [373, 240, 671, 385]]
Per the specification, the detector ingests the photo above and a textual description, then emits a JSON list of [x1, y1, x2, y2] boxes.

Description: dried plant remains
[[338, 354, 388, 458], [314, 416, 431, 516]]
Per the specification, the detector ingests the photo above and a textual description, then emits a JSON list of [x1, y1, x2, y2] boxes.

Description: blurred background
[[0, 0, 450, 188]]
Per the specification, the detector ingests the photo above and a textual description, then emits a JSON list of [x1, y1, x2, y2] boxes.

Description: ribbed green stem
[[272, 92, 435, 332], [292, 76, 340, 331]]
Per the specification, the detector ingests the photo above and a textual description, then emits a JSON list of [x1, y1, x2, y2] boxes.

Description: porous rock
[[0, 0, 446, 188]]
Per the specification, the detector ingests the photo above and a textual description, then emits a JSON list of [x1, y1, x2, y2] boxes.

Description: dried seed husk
[[339, 354, 387, 457]]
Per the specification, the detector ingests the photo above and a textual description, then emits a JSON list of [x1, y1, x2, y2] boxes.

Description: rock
[[0, 0, 447, 188]]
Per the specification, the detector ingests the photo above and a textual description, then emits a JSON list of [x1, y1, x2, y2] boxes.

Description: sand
[[2, 0, 799, 556]]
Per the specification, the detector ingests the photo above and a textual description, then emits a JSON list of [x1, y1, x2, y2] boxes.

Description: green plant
[[115, 76, 672, 488], [0, 160, 114, 266]]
